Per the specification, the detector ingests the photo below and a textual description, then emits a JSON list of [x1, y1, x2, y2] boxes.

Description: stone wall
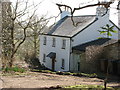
[[102, 42, 120, 60], [82, 45, 104, 73], [84, 41, 120, 74]]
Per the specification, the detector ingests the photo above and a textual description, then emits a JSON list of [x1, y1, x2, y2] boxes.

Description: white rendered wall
[[39, 35, 71, 71], [72, 14, 119, 47]]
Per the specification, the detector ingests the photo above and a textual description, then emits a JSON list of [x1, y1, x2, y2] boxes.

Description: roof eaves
[[40, 33, 71, 38], [72, 18, 98, 38]]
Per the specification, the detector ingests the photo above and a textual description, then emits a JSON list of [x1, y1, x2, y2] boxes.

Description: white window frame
[[62, 39, 66, 49], [43, 54, 46, 62], [52, 38, 56, 47], [43, 36, 47, 45], [61, 59, 65, 69]]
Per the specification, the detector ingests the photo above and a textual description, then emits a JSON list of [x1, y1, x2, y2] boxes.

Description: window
[[43, 54, 46, 62], [43, 36, 46, 45], [52, 38, 56, 47], [61, 59, 65, 69], [62, 39, 66, 49]]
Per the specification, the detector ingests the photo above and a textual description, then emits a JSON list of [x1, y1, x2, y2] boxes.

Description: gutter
[[40, 33, 71, 38]]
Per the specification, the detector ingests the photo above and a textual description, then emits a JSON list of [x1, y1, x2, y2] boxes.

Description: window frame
[[43, 36, 47, 45], [43, 54, 46, 62], [61, 59, 65, 69], [52, 38, 56, 47], [62, 39, 66, 49]]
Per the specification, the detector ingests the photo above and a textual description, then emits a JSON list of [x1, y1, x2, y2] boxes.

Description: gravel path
[[1, 72, 120, 88]]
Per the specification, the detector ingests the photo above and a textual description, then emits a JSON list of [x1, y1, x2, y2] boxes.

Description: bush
[[3, 66, 26, 73], [56, 71, 64, 75], [72, 73, 82, 76], [63, 72, 71, 75]]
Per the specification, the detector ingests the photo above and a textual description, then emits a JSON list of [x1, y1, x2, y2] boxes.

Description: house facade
[[40, 35, 71, 71], [39, 2, 120, 72]]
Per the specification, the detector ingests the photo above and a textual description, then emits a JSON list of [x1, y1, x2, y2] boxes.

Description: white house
[[39, 2, 120, 72]]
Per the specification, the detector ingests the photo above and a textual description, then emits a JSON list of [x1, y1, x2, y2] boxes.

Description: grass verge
[[65, 85, 115, 90]]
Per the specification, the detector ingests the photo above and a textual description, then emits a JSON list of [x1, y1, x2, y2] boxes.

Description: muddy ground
[[0, 72, 120, 89]]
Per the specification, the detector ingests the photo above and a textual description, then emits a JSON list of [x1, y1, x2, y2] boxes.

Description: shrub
[[56, 71, 64, 75], [3, 66, 26, 73], [63, 72, 71, 75]]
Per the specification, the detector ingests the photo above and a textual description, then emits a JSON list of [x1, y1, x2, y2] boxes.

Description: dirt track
[[1, 72, 120, 88]]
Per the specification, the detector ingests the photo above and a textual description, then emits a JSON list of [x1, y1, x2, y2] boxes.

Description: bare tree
[[27, 15, 49, 58], [1, 0, 42, 68]]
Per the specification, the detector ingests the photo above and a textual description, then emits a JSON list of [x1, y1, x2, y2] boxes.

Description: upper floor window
[[43, 54, 46, 62], [52, 38, 56, 47], [43, 36, 47, 45], [62, 39, 66, 49]]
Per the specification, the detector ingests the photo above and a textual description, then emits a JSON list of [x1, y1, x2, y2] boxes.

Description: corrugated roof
[[72, 38, 117, 51], [42, 15, 96, 37]]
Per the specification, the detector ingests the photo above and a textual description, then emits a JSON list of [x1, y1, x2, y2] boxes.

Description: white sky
[[10, 0, 118, 25], [30, 0, 98, 16]]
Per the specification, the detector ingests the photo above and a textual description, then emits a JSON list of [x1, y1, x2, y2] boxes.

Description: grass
[[65, 85, 114, 90], [31, 69, 98, 78]]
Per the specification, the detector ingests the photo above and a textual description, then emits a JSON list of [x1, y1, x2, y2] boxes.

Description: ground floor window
[[43, 54, 46, 62], [78, 62, 80, 71], [61, 59, 65, 69]]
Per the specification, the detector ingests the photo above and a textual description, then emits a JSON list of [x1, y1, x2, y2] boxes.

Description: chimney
[[61, 7, 71, 19], [96, 5, 109, 19]]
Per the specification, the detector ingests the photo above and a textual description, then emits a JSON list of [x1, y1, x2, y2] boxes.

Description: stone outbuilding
[[72, 38, 120, 75]]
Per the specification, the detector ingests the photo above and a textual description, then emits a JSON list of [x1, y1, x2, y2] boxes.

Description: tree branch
[[56, 1, 113, 26]]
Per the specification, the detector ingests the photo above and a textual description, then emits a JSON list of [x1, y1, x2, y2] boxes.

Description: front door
[[52, 58, 55, 71], [78, 62, 80, 71]]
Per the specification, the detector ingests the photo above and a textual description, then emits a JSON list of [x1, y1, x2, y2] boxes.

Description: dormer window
[[43, 36, 46, 45], [52, 38, 56, 47], [62, 39, 66, 49]]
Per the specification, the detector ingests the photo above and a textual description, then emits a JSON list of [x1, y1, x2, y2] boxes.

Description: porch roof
[[47, 52, 56, 59]]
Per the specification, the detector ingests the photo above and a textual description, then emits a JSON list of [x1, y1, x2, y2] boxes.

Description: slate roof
[[41, 15, 96, 37], [72, 38, 117, 51]]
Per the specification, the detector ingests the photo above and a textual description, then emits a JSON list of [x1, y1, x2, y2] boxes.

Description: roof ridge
[[67, 15, 96, 17]]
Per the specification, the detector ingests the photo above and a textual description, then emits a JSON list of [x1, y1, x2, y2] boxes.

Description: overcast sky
[[10, 0, 118, 25], [10, 0, 105, 16]]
